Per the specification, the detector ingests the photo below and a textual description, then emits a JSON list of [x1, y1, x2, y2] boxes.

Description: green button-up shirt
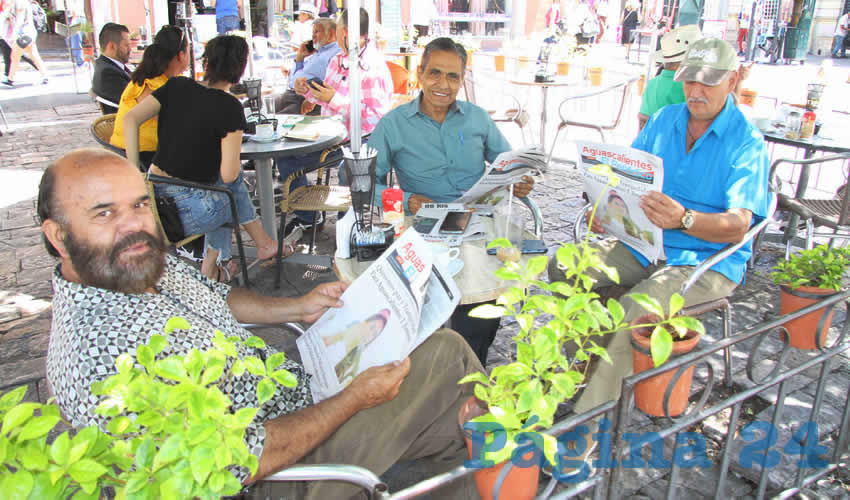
[[639, 69, 686, 118], [369, 95, 512, 212]]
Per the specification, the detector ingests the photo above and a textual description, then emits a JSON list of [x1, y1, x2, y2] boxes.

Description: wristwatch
[[680, 209, 695, 230]]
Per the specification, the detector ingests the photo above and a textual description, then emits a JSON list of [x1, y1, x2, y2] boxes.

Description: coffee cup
[[430, 244, 463, 276], [255, 123, 275, 140]]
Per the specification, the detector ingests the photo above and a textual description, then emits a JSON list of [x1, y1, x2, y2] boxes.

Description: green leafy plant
[[771, 244, 850, 291], [0, 317, 296, 499], [458, 166, 704, 466]]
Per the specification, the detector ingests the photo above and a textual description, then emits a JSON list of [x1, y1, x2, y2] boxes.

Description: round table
[[509, 76, 577, 149], [334, 217, 537, 305], [240, 115, 346, 238]]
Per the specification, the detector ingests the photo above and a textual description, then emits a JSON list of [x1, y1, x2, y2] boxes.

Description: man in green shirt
[[638, 25, 703, 130]]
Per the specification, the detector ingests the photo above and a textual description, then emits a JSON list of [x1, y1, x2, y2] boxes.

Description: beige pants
[[248, 329, 483, 500], [547, 239, 737, 414]]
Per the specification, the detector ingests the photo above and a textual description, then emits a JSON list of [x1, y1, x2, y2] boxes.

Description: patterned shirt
[[46, 255, 313, 480], [303, 41, 393, 138]]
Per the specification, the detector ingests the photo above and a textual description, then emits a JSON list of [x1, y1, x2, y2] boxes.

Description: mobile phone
[[413, 217, 439, 234], [487, 239, 547, 255], [307, 77, 323, 90], [439, 211, 472, 234], [305, 40, 315, 52]]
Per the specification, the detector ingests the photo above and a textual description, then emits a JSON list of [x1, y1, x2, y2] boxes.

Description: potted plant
[[0, 317, 297, 498], [770, 244, 850, 349], [458, 167, 703, 498]]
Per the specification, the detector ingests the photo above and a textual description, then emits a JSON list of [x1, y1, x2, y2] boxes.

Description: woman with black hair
[[123, 35, 283, 282], [110, 25, 189, 168]]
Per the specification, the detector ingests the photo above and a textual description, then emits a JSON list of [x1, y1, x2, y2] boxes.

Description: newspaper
[[577, 141, 665, 264], [296, 230, 461, 402], [412, 203, 486, 244], [454, 146, 548, 206]]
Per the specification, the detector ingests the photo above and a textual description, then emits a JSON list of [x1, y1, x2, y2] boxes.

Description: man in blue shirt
[[368, 37, 534, 365], [277, 18, 340, 115], [549, 38, 770, 415]]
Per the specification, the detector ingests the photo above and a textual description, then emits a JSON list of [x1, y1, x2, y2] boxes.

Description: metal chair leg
[[275, 212, 289, 289], [0, 103, 8, 132], [309, 211, 319, 254], [722, 302, 732, 388]]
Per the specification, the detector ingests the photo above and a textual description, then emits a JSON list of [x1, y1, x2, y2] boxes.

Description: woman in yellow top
[[110, 26, 189, 167]]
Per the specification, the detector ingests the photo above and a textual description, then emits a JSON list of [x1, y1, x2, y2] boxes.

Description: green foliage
[[0, 318, 294, 499], [459, 172, 703, 466], [770, 244, 850, 291]]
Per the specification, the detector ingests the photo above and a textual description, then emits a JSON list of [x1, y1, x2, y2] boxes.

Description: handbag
[[16, 34, 32, 48], [155, 195, 186, 242]]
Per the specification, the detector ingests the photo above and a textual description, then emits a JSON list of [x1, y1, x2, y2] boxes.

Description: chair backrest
[[385, 60, 409, 95], [558, 76, 637, 133], [90, 114, 127, 157], [462, 69, 477, 104]]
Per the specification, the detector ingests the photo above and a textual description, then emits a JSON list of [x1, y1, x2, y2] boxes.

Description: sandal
[[215, 260, 241, 284]]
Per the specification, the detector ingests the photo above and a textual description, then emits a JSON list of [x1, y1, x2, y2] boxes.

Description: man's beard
[[64, 229, 168, 294]]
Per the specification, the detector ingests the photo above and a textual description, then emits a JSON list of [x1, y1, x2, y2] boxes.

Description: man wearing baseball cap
[[638, 24, 703, 130], [549, 37, 771, 419]]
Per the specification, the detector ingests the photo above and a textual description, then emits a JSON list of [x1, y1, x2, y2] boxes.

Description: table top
[[761, 128, 850, 154], [334, 217, 537, 305], [240, 115, 347, 160], [509, 76, 576, 88]]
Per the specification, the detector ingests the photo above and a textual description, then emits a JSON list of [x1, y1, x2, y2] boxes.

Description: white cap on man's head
[[655, 25, 703, 64], [674, 38, 739, 86], [297, 4, 318, 18]]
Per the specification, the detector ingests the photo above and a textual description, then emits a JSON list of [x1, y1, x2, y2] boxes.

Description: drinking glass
[[493, 201, 525, 262]]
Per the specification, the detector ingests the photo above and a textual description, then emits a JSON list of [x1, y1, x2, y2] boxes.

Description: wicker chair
[[274, 144, 351, 288], [90, 114, 127, 157]]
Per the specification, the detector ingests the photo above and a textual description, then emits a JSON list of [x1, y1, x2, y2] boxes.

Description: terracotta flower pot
[[557, 61, 570, 76], [638, 74, 646, 96], [494, 54, 506, 72], [779, 285, 837, 350], [631, 314, 701, 417], [458, 397, 539, 500], [740, 88, 758, 107]]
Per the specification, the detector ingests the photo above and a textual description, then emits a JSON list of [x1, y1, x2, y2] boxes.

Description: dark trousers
[[276, 88, 321, 115], [0, 40, 37, 77], [451, 301, 501, 366]]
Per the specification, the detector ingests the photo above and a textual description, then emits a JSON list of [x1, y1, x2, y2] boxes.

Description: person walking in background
[[411, 0, 438, 40], [215, 0, 243, 34], [737, 4, 750, 55], [620, 0, 640, 59], [2, 0, 48, 87], [832, 11, 849, 58], [0, 0, 37, 77], [318, 0, 338, 18], [545, 1, 561, 29]]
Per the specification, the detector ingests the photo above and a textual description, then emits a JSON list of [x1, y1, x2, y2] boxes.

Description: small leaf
[[135, 436, 156, 470], [244, 336, 266, 349], [650, 326, 674, 367], [183, 348, 204, 382], [68, 458, 109, 484], [201, 357, 226, 386], [0, 386, 27, 411], [265, 352, 286, 371], [163, 316, 191, 334], [190, 446, 216, 484], [494, 268, 521, 281], [148, 334, 168, 355], [18, 415, 60, 441], [234, 407, 258, 427], [49, 431, 70, 466], [243, 356, 266, 377], [4, 470, 34, 499], [525, 255, 548, 277], [628, 293, 664, 317], [2, 402, 37, 431], [607, 299, 625, 326], [458, 372, 489, 386], [151, 434, 183, 472], [106, 416, 132, 435], [115, 353, 133, 374], [668, 294, 685, 318], [136, 344, 154, 370], [154, 358, 187, 381], [486, 238, 511, 249], [256, 379, 276, 405], [270, 369, 298, 388]]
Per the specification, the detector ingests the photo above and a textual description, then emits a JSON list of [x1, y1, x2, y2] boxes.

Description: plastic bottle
[[800, 111, 816, 139], [381, 187, 405, 237]]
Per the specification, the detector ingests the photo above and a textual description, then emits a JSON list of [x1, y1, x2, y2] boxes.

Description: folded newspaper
[[454, 145, 548, 206], [577, 141, 665, 264], [296, 230, 461, 402]]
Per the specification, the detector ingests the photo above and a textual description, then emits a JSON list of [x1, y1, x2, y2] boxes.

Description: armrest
[[238, 322, 307, 336], [261, 464, 388, 497], [518, 196, 544, 239], [572, 203, 593, 242], [679, 192, 778, 297]]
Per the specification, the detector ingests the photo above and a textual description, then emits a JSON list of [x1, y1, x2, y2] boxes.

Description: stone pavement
[[1, 52, 849, 498]]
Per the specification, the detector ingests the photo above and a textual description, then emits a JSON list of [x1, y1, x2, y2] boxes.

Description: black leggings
[[0, 40, 38, 77]]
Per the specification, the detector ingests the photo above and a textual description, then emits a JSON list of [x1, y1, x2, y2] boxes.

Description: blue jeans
[[833, 34, 846, 57], [217, 15, 240, 34], [154, 171, 257, 261], [67, 32, 83, 65], [275, 151, 327, 224]]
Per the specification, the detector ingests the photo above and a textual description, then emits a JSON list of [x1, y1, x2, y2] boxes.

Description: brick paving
[[1, 52, 849, 498]]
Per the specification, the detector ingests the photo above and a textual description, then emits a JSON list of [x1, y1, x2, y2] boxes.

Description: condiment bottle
[[800, 111, 816, 139], [381, 187, 405, 237]]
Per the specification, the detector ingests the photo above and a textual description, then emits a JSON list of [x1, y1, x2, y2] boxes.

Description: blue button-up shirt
[[287, 42, 340, 89], [630, 95, 770, 284], [369, 95, 512, 212]]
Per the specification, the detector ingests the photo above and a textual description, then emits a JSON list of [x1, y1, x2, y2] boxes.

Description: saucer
[[249, 134, 281, 143]]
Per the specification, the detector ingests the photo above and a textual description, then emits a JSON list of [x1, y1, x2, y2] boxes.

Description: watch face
[[682, 210, 694, 229]]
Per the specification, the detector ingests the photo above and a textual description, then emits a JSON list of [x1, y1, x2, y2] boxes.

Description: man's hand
[[295, 41, 314, 62], [738, 62, 754, 82], [640, 191, 686, 229], [345, 359, 411, 411], [307, 81, 336, 103], [298, 281, 347, 323], [511, 175, 535, 198], [407, 193, 434, 215], [294, 76, 309, 95], [586, 210, 606, 234]]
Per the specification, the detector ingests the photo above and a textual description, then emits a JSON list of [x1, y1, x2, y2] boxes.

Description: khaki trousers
[[547, 239, 737, 414], [249, 329, 483, 500]]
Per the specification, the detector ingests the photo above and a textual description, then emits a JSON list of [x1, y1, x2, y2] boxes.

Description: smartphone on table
[[487, 239, 547, 255], [439, 211, 472, 234]]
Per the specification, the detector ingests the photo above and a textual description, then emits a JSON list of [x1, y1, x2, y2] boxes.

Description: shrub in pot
[[770, 244, 850, 349], [458, 169, 702, 497], [0, 317, 297, 499]]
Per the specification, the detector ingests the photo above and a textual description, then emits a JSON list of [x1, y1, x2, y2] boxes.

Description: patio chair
[[386, 60, 409, 95], [90, 114, 126, 157], [768, 153, 850, 258], [274, 143, 352, 288], [572, 191, 778, 387], [147, 174, 251, 287], [548, 76, 638, 164], [462, 69, 529, 145]]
